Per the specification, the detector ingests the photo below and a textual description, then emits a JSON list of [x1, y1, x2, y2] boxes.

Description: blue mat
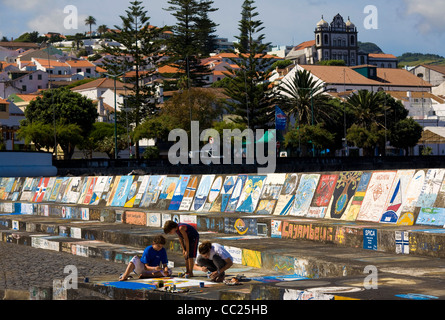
[[99, 281, 157, 290]]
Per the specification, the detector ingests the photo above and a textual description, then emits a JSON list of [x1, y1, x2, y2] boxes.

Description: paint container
[[199, 282, 205, 288], [178, 272, 184, 278], [158, 280, 164, 288], [172, 284, 176, 291], [84, 277, 89, 283], [207, 271, 212, 279]]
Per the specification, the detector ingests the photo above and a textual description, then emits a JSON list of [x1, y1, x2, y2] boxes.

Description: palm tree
[[85, 16, 97, 41], [346, 90, 387, 130], [97, 25, 108, 39], [275, 68, 336, 127]]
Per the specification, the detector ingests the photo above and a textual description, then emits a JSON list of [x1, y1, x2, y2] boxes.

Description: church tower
[[314, 14, 359, 66]]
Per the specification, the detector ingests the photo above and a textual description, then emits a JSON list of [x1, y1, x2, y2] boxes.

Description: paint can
[[199, 282, 205, 288], [158, 280, 164, 288]]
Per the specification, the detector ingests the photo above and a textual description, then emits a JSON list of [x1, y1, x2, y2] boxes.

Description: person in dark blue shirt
[[119, 235, 171, 281], [164, 220, 199, 278]]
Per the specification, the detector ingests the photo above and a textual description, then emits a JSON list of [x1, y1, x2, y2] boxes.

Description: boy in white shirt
[[194, 241, 233, 282]]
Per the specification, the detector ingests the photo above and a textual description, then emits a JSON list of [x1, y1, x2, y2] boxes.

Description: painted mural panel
[[48, 177, 65, 202], [326, 171, 362, 220], [380, 170, 415, 224], [273, 173, 299, 216], [416, 169, 445, 209], [397, 170, 426, 225], [256, 173, 286, 215], [90, 176, 115, 206], [236, 175, 266, 213], [307, 174, 338, 219], [357, 171, 396, 222], [110, 176, 135, 207], [201, 175, 224, 212], [32, 177, 50, 203], [179, 175, 201, 211], [209, 175, 238, 213], [42, 177, 57, 202], [139, 175, 166, 208], [156, 176, 179, 210], [9, 177, 25, 201], [20, 177, 37, 201], [168, 175, 190, 211], [342, 172, 372, 221], [224, 175, 247, 213], [106, 176, 121, 206], [416, 207, 445, 227], [65, 177, 86, 204], [124, 176, 146, 208], [289, 174, 320, 217], [191, 175, 215, 212]]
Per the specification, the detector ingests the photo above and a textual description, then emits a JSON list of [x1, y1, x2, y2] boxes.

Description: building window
[[350, 35, 355, 45], [38, 74, 42, 80], [324, 34, 329, 45]]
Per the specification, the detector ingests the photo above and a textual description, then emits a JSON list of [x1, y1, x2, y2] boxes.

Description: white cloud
[[27, 7, 88, 35], [403, 0, 445, 33]]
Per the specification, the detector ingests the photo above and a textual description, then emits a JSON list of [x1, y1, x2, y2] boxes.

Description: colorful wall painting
[[307, 174, 338, 219], [9, 177, 24, 201], [32, 177, 50, 203], [209, 175, 238, 213], [224, 175, 247, 213], [65, 177, 85, 204], [48, 177, 65, 202], [342, 172, 372, 221], [110, 176, 134, 207], [156, 176, 179, 210], [356, 171, 396, 223], [168, 175, 190, 211], [124, 177, 146, 208], [179, 175, 200, 211], [236, 175, 266, 213], [289, 174, 320, 217], [415, 207, 445, 227], [78, 177, 97, 205], [380, 170, 415, 224], [255, 173, 286, 215], [90, 176, 115, 206], [139, 175, 166, 208], [397, 170, 426, 225], [326, 171, 362, 220], [416, 169, 445, 209], [20, 178, 37, 202], [201, 175, 224, 212], [191, 175, 215, 212], [273, 173, 299, 216]]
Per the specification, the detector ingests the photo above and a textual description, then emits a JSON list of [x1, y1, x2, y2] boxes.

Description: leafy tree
[[135, 88, 223, 140], [18, 88, 98, 159], [164, 0, 218, 87], [102, 0, 165, 159], [224, 0, 274, 129], [97, 25, 109, 39], [390, 118, 423, 155], [284, 124, 335, 157]]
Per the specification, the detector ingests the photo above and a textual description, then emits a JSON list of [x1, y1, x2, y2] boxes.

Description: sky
[[1, 0, 445, 56]]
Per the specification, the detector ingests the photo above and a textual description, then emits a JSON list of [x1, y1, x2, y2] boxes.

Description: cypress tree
[[102, 0, 165, 159], [164, 0, 218, 87], [224, 0, 274, 129]]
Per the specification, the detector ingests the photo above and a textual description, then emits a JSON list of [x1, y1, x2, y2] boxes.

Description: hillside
[[398, 52, 445, 67], [358, 42, 383, 54]]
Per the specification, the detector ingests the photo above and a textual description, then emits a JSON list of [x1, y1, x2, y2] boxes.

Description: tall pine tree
[[102, 0, 165, 159], [164, 0, 218, 88], [224, 0, 274, 129]]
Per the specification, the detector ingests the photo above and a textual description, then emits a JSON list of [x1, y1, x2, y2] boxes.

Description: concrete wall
[[3, 168, 445, 259], [0, 152, 57, 177]]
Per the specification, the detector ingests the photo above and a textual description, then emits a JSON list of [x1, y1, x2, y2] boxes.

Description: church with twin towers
[[286, 13, 398, 68]]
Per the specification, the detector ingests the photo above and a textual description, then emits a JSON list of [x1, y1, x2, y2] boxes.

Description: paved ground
[[0, 240, 125, 292]]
